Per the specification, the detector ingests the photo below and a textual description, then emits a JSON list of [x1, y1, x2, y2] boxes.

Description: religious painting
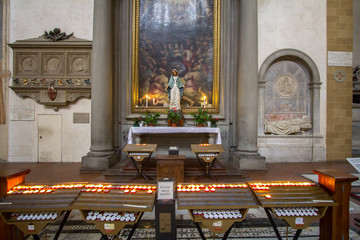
[[132, 0, 220, 113]]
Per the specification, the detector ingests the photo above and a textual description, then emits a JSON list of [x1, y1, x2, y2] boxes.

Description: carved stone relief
[[264, 115, 312, 135], [68, 53, 90, 76], [275, 74, 297, 97], [9, 37, 92, 110], [16, 53, 40, 76], [42, 53, 65, 76], [264, 60, 312, 135]]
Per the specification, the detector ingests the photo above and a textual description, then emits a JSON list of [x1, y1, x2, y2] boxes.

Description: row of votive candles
[[12, 212, 58, 221], [197, 153, 218, 157], [193, 209, 243, 219], [85, 211, 137, 222], [273, 207, 319, 217], [8, 184, 156, 195], [129, 152, 150, 156], [177, 184, 247, 192], [250, 182, 317, 191]]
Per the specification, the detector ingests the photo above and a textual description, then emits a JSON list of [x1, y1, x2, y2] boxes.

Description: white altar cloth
[[127, 127, 222, 144]]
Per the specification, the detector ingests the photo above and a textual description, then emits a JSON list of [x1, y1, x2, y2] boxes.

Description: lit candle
[[153, 97, 155, 105], [203, 96, 206, 108], [146, 95, 149, 108]]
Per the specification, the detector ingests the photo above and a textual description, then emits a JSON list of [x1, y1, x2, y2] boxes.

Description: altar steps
[[103, 157, 248, 183]]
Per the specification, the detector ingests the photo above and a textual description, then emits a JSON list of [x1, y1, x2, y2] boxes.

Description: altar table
[[127, 127, 222, 145]]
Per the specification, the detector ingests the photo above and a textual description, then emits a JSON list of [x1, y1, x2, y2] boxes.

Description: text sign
[[157, 180, 174, 200]]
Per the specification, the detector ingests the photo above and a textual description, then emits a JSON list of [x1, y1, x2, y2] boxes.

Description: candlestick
[[153, 97, 155, 105], [146, 95, 148, 108]]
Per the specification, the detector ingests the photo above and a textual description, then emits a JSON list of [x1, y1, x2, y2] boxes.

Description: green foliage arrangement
[[144, 112, 160, 125], [190, 108, 209, 126], [167, 108, 183, 124]]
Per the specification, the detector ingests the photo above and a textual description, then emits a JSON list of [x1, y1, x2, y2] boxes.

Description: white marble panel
[[328, 51, 353, 67], [258, 135, 326, 162], [9, 105, 35, 121], [258, 0, 327, 137]]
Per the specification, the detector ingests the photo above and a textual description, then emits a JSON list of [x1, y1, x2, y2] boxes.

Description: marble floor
[[2, 159, 360, 239]]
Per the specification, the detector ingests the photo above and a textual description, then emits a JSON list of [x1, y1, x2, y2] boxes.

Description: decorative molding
[[42, 28, 74, 42], [9, 36, 92, 109], [264, 115, 312, 135], [334, 70, 346, 83]]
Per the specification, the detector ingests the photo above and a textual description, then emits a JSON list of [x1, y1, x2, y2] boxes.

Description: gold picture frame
[[131, 0, 220, 113]]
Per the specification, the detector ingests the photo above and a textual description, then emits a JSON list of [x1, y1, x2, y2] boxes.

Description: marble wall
[[257, 0, 327, 162], [8, 0, 93, 162], [258, 0, 327, 137]]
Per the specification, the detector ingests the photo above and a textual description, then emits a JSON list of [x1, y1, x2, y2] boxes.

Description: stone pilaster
[[234, 0, 266, 170], [81, 0, 117, 170]]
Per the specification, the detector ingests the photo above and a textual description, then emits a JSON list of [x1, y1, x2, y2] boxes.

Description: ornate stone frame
[[258, 49, 322, 135], [9, 37, 92, 111], [131, 0, 221, 114]]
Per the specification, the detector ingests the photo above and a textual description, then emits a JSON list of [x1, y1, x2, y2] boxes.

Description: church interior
[[1, 0, 360, 239]]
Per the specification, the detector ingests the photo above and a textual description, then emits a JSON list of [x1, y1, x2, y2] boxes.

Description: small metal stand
[[264, 208, 302, 240], [122, 144, 157, 183], [194, 221, 235, 240], [127, 212, 144, 240], [129, 152, 153, 182], [99, 212, 144, 240], [194, 154, 218, 181], [53, 210, 71, 240]]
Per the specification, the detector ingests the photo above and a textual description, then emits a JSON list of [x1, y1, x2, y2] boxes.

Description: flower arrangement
[[190, 108, 209, 127], [167, 108, 183, 126], [132, 116, 144, 127], [144, 112, 160, 126], [208, 115, 219, 127]]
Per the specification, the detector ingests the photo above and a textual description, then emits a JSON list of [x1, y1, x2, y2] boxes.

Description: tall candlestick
[[146, 95, 148, 108]]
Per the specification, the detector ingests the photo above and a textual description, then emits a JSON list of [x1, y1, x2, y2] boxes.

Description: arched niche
[[258, 49, 323, 162]]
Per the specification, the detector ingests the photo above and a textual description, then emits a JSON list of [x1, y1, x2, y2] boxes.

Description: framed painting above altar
[[131, 0, 220, 113]]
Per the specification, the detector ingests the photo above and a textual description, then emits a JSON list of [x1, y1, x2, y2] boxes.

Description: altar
[[127, 127, 222, 157], [127, 127, 222, 144]]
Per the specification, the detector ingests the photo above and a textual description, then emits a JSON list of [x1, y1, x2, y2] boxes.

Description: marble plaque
[[328, 51, 353, 67], [9, 105, 35, 121], [73, 112, 90, 124]]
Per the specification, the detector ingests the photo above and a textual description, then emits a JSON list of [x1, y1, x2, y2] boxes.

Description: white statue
[[264, 115, 312, 135]]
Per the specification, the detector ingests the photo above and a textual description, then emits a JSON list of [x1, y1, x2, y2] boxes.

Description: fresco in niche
[[133, 0, 219, 112], [264, 60, 312, 135]]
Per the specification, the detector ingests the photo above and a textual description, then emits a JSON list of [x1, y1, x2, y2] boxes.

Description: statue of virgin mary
[[167, 69, 184, 110]]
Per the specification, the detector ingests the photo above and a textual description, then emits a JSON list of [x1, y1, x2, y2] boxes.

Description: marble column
[[234, 0, 266, 169], [81, 0, 117, 170]]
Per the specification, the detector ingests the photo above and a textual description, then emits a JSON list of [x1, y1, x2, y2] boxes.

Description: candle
[[203, 96, 206, 108], [153, 97, 155, 105], [146, 95, 148, 108]]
